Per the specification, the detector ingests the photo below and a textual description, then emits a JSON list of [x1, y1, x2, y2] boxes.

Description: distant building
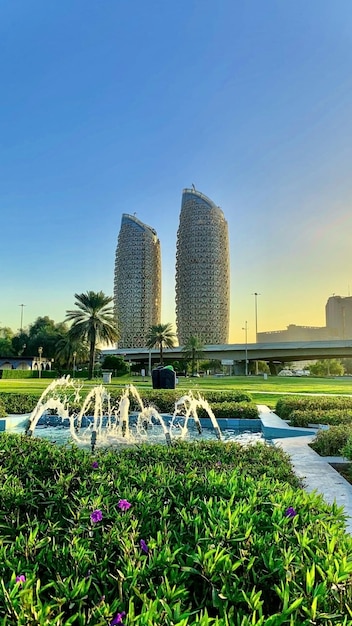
[[257, 324, 334, 343], [326, 295, 352, 340], [0, 356, 52, 372], [114, 214, 161, 348], [175, 188, 230, 345]]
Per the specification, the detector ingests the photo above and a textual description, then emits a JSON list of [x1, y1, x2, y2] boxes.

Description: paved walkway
[[258, 405, 352, 534]]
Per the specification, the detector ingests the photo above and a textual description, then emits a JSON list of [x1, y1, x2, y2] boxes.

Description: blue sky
[[2, 0, 352, 343]]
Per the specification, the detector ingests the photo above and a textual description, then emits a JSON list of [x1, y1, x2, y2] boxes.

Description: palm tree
[[146, 323, 176, 365], [55, 335, 89, 371], [65, 291, 119, 379], [182, 335, 205, 376]]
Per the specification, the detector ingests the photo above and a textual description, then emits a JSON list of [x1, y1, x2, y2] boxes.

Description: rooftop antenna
[[192, 183, 196, 190]]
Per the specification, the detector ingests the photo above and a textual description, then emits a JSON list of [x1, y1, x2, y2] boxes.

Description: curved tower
[[114, 214, 161, 348], [175, 188, 230, 345]]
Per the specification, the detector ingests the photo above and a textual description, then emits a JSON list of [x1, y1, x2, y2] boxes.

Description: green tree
[[146, 323, 176, 365], [101, 355, 128, 376], [310, 359, 344, 377], [257, 360, 270, 374], [12, 317, 68, 359], [182, 335, 205, 376], [341, 358, 352, 375], [170, 359, 188, 375], [29, 316, 68, 359], [0, 327, 15, 356], [65, 291, 119, 379], [55, 335, 89, 371], [11, 331, 29, 356]]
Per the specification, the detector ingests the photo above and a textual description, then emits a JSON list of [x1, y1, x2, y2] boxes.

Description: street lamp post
[[242, 321, 248, 376], [73, 351, 77, 378], [38, 346, 43, 379], [19, 304, 26, 334], [148, 349, 152, 377], [252, 292, 261, 375]]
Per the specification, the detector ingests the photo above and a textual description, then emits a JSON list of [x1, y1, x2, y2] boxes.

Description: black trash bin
[[160, 366, 176, 389], [151, 367, 162, 389], [152, 366, 176, 389]]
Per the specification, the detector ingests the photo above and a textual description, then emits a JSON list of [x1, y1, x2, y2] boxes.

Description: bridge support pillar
[[234, 361, 246, 375], [268, 362, 278, 376]]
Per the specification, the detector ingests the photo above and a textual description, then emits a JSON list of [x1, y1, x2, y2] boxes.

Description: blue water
[[7, 414, 264, 447]]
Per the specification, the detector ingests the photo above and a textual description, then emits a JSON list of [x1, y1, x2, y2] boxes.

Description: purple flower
[[90, 509, 103, 523], [140, 539, 149, 554], [285, 506, 297, 518], [118, 499, 131, 512], [15, 574, 26, 584], [110, 612, 126, 625], [92, 461, 99, 468]]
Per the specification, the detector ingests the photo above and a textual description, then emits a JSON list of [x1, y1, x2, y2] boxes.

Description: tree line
[[0, 291, 214, 379]]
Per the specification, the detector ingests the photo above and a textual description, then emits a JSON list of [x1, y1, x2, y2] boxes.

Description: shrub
[[342, 436, 352, 461], [197, 401, 259, 419], [0, 369, 57, 379], [276, 395, 352, 420], [110, 389, 252, 414], [310, 424, 352, 456], [289, 408, 352, 427], [0, 393, 39, 414], [0, 436, 352, 624]]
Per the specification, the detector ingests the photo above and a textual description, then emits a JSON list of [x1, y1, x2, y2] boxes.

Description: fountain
[[172, 394, 222, 440], [24, 376, 224, 451]]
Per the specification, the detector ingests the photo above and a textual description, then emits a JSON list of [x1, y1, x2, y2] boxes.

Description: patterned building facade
[[175, 188, 230, 345], [114, 214, 161, 348]]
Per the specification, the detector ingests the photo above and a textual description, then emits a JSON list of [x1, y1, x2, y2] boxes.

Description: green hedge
[[289, 408, 352, 428], [0, 393, 39, 414], [276, 395, 352, 420], [342, 436, 352, 462], [0, 397, 6, 418], [0, 390, 254, 418], [197, 401, 259, 419], [310, 424, 352, 456], [112, 389, 252, 414], [0, 370, 34, 379], [0, 369, 57, 379], [57, 369, 90, 379]]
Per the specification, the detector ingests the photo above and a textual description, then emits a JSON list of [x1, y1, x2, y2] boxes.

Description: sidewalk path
[[257, 405, 352, 534], [274, 434, 352, 534]]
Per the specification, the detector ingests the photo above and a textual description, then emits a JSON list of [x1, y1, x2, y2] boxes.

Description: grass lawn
[[1, 374, 352, 410]]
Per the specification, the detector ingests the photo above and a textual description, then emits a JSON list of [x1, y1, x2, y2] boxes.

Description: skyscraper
[[175, 188, 230, 345], [114, 214, 161, 348], [326, 295, 352, 339]]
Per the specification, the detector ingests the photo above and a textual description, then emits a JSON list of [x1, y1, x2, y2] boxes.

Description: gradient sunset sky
[[2, 1, 352, 343]]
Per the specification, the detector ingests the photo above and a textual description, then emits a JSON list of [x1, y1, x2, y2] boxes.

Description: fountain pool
[[7, 376, 265, 450]]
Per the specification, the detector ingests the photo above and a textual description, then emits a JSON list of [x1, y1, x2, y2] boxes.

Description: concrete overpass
[[102, 339, 352, 373]]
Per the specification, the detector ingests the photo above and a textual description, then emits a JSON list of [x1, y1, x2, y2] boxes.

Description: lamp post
[[38, 346, 43, 379], [252, 292, 261, 375], [19, 304, 26, 334], [242, 321, 248, 376], [73, 351, 77, 378]]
